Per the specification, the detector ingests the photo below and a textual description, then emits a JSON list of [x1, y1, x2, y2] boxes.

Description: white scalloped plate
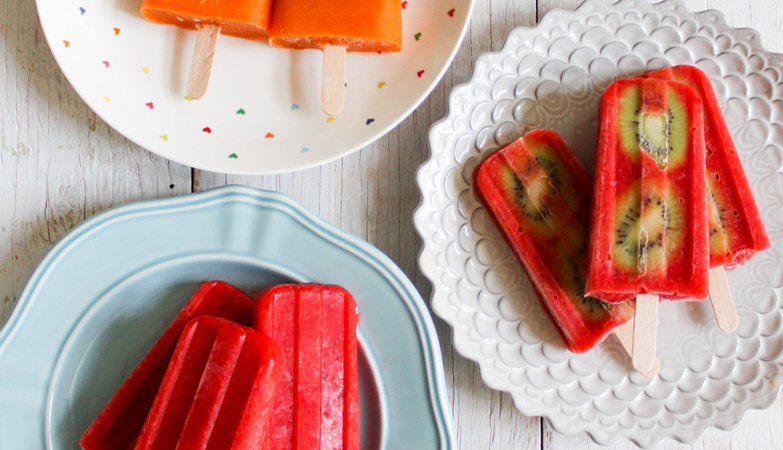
[[414, 0, 783, 447], [35, 0, 473, 174]]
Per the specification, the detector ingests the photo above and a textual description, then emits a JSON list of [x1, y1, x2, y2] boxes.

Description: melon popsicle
[[133, 316, 284, 450], [268, 0, 402, 115], [642, 65, 771, 332], [252, 284, 360, 450], [79, 281, 253, 450], [585, 78, 710, 371], [473, 130, 637, 356], [140, 0, 274, 98]]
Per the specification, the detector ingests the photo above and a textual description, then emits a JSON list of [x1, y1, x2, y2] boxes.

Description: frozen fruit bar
[[585, 78, 709, 300], [141, 0, 273, 40], [268, 0, 402, 52], [641, 65, 770, 268], [252, 284, 360, 450], [79, 281, 253, 450], [473, 129, 634, 353], [133, 316, 284, 450]]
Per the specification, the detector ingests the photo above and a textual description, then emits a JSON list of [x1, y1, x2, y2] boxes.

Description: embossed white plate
[[35, 0, 473, 174], [414, 0, 783, 447]]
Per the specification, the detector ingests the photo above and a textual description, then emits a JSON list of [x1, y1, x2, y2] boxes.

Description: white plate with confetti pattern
[[35, 0, 474, 174], [415, 0, 783, 447]]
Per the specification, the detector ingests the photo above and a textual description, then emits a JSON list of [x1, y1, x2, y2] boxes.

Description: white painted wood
[[709, 266, 739, 332], [321, 44, 346, 116], [187, 24, 220, 100], [1, 0, 781, 449]]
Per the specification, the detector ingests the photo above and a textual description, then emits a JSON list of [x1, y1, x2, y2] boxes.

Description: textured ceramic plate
[[414, 0, 783, 447], [0, 186, 455, 450], [34, 0, 473, 174]]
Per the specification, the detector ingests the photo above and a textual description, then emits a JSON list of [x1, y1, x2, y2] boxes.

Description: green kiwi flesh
[[612, 182, 685, 274], [616, 83, 690, 169]]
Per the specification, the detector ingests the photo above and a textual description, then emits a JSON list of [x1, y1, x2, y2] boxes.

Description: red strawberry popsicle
[[473, 130, 636, 355], [586, 78, 710, 371], [252, 284, 360, 450], [642, 65, 771, 332], [133, 316, 284, 450], [79, 281, 253, 450]]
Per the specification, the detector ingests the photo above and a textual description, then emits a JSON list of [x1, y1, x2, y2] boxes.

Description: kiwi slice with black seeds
[[616, 83, 690, 169], [612, 182, 684, 274]]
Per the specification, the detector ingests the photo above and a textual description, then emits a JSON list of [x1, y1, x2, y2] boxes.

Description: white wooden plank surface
[[1, 0, 782, 449]]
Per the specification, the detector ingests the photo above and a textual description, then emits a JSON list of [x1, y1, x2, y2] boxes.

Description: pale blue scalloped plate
[[0, 186, 454, 450]]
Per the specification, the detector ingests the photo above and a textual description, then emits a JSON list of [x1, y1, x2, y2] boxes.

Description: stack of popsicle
[[140, 0, 402, 113], [80, 281, 360, 450], [473, 65, 768, 376], [587, 66, 769, 372]]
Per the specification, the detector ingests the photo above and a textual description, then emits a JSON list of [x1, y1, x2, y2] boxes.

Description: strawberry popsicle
[[586, 78, 709, 371], [133, 316, 284, 450], [586, 78, 709, 300], [642, 65, 770, 331], [252, 284, 360, 450], [268, 0, 402, 115], [79, 281, 253, 450], [473, 129, 635, 354]]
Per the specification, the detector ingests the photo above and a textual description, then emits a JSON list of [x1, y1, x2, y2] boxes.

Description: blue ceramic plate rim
[[0, 185, 455, 449]]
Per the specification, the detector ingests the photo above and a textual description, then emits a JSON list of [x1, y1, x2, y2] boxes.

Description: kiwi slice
[[612, 182, 685, 275], [525, 142, 581, 216], [707, 176, 730, 257], [550, 240, 613, 319], [616, 83, 690, 169]]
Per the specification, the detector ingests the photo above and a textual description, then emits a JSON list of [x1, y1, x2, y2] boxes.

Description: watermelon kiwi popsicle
[[252, 284, 360, 449], [133, 317, 284, 450], [79, 281, 253, 450], [140, 0, 274, 99], [585, 78, 709, 372], [473, 129, 654, 370], [642, 65, 771, 332], [268, 0, 402, 115]]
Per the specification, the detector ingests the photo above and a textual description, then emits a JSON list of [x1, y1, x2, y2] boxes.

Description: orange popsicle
[[140, 0, 273, 40], [268, 0, 402, 115], [268, 0, 402, 51]]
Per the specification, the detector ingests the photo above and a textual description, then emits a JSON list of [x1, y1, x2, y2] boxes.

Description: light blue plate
[[0, 186, 455, 450]]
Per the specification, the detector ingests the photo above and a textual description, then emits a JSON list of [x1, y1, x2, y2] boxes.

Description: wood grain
[[1, 0, 781, 449], [709, 266, 739, 332], [187, 24, 220, 100]]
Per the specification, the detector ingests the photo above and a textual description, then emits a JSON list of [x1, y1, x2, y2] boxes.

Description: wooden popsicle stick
[[632, 294, 658, 373], [187, 23, 221, 100], [613, 321, 660, 378], [709, 266, 739, 332], [322, 44, 346, 116]]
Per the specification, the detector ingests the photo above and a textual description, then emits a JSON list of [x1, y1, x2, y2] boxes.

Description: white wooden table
[[1, 0, 781, 448]]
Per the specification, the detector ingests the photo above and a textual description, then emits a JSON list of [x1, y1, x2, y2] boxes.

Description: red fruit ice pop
[[79, 281, 253, 450], [133, 316, 284, 450], [473, 129, 635, 354], [642, 65, 771, 332], [586, 78, 709, 371], [252, 284, 360, 450]]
